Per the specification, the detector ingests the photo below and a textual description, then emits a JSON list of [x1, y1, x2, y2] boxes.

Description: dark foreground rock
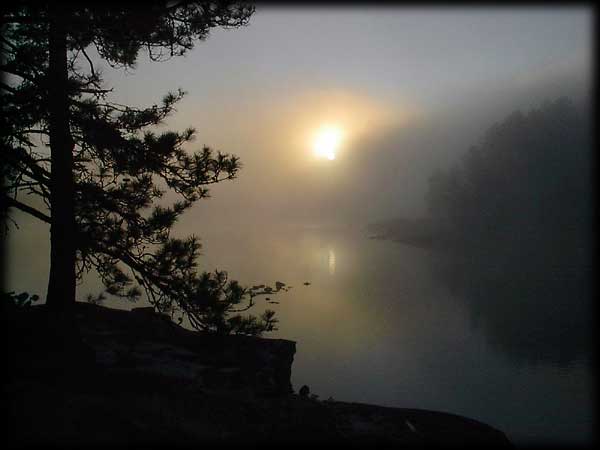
[[4, 303, 512, 447]]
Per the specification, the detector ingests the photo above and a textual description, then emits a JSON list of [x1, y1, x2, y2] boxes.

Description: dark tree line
[[1, 2, 279, 335], [426, 98, 591, 263], [426, 98, 592, 364]]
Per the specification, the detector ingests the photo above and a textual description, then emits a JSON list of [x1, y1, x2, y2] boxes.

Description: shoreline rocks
[[5, 302, 512, 446]]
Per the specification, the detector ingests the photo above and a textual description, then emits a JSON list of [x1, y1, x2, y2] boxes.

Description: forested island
[[368, 98, 592, 367], [369, 98, 591, 261]]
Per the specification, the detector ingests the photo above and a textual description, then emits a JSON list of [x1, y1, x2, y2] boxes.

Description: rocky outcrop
[[80, 303, 295, 396], [8, 302, 295, 396], [5, 302, 512, 446], [327, 401, 512, 446]]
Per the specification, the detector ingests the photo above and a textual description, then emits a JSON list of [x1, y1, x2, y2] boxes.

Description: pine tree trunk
[[46, 7, 76, 311]]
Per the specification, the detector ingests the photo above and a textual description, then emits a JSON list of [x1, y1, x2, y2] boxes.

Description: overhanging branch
[[3, 195, 51, 224]]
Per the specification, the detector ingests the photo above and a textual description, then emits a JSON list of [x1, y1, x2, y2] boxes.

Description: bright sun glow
[[313, 126, 343, 160]]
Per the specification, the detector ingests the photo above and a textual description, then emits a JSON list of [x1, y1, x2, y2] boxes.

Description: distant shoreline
[[368, 233, 436, 250]]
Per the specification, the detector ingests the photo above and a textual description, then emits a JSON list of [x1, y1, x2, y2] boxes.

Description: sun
[[313, 126, 343, 160]]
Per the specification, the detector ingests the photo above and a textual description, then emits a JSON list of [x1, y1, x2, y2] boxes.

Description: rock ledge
[[5, 303, 512, 446]]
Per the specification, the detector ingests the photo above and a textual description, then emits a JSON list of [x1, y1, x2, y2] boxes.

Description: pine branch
[[3, 195, 51, 224]]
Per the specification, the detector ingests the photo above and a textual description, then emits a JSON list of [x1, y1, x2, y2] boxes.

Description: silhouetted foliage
[[84, 292, 106, 306], [1, 3, 281, 335], [167, 270, 283, 335], [2, 291, 40, 311], [426, 98, 592, 364]]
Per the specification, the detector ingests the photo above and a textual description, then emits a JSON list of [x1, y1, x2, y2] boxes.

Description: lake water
[[8, 220, 592, 445], [195, 224, 594, 446]]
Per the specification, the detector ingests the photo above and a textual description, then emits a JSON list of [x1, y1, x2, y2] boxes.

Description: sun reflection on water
[[328, 247, 336, 275]]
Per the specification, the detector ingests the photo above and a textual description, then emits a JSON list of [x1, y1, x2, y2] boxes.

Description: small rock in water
[[303, 282, 311, 286], [299, 385, 310, 397]]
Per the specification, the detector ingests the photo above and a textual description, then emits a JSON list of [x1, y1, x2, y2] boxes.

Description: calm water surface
[[196, 224, 593, 446]]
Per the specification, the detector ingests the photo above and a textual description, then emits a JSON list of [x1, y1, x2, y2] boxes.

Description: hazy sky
[[105, 7, 590, 111], [6, 6, 592, 295], [94, 6, 591, 227]]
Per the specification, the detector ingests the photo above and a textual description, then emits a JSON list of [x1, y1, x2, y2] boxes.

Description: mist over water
[[5, 76, 593, 448], [193, 224, 593, 445], [4, 7, 593, 446]]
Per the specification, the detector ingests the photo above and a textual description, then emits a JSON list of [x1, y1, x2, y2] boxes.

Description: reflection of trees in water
[[431, 244, 592, 366], [425, 98, 592, 366]]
